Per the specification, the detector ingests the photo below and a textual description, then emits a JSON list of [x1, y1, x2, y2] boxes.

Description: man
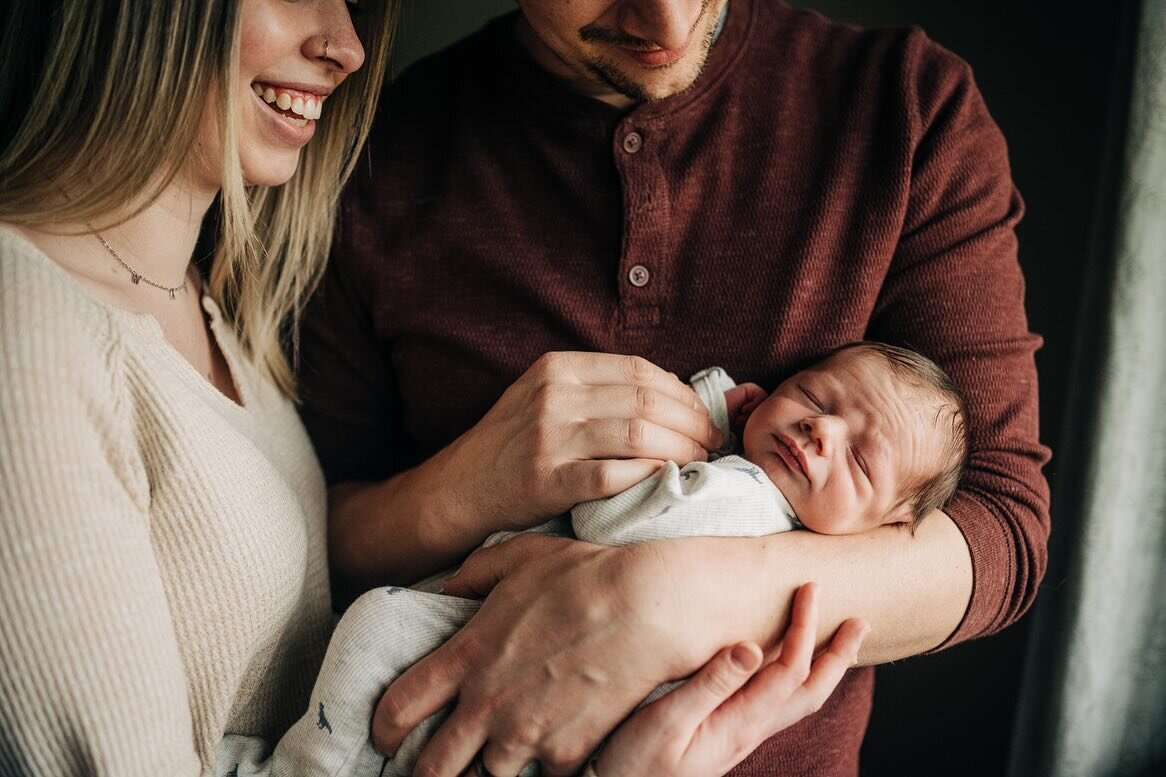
[[299, 1, 1050, 775]]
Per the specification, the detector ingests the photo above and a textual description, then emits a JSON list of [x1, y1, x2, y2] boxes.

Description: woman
[[0, 0, 393, 772], [0, 1, 861, 774]]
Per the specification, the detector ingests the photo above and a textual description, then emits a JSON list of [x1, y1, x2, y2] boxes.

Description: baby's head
[[740, 342, 968, 535]]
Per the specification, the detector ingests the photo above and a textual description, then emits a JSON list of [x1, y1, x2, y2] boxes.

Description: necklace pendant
[[131, 272, 141, 284], [169, 289, 176, 300]]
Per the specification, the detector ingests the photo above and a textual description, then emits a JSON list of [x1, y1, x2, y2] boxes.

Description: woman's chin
[[242, 169, 299, 188], [241, 154, 301, 188]]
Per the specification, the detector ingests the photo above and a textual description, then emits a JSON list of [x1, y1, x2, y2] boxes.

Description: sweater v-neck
[[0, 225, 249, 412]]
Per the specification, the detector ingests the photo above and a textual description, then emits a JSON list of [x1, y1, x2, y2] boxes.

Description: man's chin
[[589, 60, 702, 103]]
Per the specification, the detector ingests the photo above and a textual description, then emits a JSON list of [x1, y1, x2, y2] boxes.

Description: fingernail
[[730, 644, 758, 671]]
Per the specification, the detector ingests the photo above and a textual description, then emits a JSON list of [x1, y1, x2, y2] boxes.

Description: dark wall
[[386, 2, 1127, 774]]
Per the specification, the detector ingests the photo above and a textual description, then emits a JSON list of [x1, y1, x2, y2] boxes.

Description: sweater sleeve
[[870, 31, 1051, 647], [0, 312, 203, 774]]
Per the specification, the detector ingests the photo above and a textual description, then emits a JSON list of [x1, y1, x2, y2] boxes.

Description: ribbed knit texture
[[299, 2, 1052, 774], [0, 227, 332, 775], [573, 456, 798, 544]]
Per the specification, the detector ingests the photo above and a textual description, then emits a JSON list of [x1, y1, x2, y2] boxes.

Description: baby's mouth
[[774, 434, 810, 483], [252, 82, 325, 127]]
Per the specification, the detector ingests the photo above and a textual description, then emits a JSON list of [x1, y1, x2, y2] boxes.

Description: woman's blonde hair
[[0, 0, 396, 397]]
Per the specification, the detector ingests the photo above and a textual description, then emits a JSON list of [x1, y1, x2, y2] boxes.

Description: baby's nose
[[802, 415, 843, 456]]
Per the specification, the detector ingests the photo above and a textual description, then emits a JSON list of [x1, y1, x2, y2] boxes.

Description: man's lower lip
[[620, 45, 687, 67]]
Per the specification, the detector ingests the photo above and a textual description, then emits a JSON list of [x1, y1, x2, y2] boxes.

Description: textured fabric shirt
[[0, 227, 332, 775], [299, 2, 1051, 774]]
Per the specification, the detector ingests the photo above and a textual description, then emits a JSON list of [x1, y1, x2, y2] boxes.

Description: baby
[[279, 342, 968, 777], [582, 340, 969, 548]]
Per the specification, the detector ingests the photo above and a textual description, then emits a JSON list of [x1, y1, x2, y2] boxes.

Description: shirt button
[[628, 264, 651, 287], [622, 131, 643, 154]]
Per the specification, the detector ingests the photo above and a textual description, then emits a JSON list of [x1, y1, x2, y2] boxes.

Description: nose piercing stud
[[324, 36, 330, 60]]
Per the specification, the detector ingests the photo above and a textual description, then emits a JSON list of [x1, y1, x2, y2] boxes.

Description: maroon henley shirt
[[300, 2, 1051, 774]]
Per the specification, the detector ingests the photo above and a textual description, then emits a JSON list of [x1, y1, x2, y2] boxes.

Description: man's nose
[[620, 0, 703, 51]]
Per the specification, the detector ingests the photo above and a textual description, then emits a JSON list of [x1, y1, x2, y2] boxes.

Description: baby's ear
[[885, 501, 915, 527]]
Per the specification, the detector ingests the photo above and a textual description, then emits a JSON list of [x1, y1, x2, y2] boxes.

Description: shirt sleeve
[[871, 30, 1052, 647], [297, 197, 413, 486], [0, 321, 202, 775]]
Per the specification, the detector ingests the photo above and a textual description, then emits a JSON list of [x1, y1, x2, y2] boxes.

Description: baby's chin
[[793, 510, 849, 535]]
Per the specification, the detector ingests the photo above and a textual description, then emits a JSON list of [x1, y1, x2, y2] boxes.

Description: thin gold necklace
[[87, 222, 189, 300]]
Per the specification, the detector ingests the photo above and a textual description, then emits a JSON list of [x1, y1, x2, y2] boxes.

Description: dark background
[[386, 1, 1131, 774]]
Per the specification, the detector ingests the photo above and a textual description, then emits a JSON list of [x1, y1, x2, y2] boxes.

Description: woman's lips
[[252, 88, 316, 146], [252, 82, 327, 122]]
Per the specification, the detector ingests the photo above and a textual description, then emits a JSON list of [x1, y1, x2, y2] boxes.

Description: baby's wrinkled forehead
[[815, 345, 960, 453]]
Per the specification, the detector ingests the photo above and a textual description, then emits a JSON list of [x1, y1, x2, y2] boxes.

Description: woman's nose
[[305, 1, 366, 74]]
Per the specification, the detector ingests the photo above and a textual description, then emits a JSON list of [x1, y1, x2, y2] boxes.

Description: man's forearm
[[673, 511, 972, 665], [327, 443, 494, 592]]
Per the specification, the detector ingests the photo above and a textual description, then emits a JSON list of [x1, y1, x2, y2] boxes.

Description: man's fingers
[[553, 459, 666, 504], [411, 705, 489, 777], [585, 384, 723, 451], [443, 534, 565, 599], [540, 352, 705, 411], [478, 738, 536, 777], [577, 418, 711, 466], [371, 638, 468, 756]]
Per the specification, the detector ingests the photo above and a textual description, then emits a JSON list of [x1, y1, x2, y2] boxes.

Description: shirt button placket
[[622, 130, 649, 292], [615, 123, 663, 333]]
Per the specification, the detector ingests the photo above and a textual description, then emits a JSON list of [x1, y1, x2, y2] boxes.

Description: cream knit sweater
[[0, 227, 336, 775]]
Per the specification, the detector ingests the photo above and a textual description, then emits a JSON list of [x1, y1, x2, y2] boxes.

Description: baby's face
[[742, 350, 942, 534]]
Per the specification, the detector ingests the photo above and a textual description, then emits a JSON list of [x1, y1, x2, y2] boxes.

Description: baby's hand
[[724, 382, 769, 437]]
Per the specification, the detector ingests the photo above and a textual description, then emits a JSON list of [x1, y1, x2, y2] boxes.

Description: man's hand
[[327, 351, 724, 589], [441, 352, 723, 534], [595, 583, 868, 777], [370, 533, 731, 777]]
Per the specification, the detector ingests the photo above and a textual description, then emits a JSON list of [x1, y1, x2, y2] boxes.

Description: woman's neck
[[17, 176, 218, 309], [87, 179, 217, 288]]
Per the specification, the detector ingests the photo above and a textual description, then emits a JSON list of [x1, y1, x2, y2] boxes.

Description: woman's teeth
[[252, 83, 324, 124]]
